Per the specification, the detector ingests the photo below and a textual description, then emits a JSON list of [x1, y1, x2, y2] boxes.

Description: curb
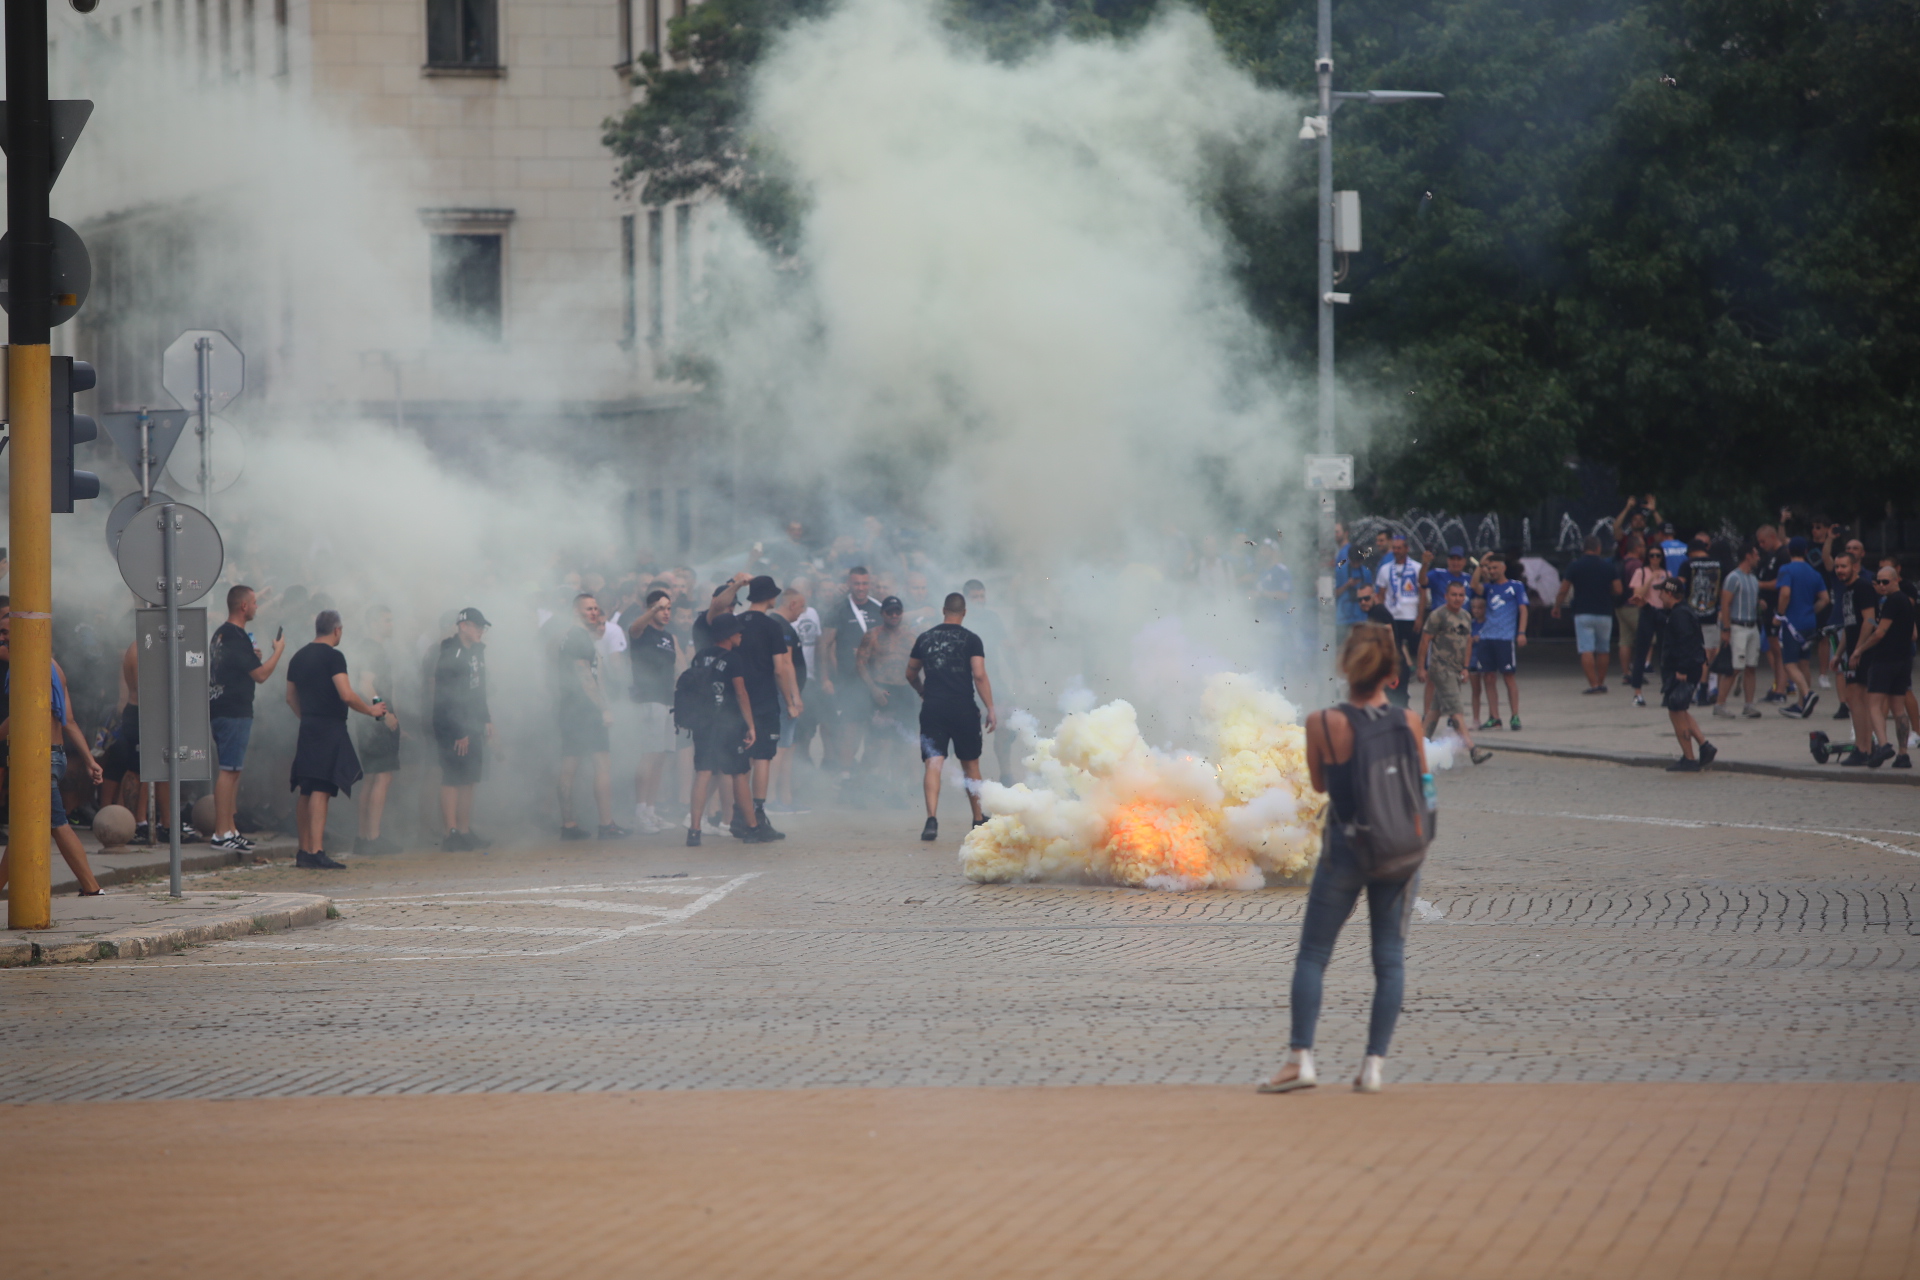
[[0, 838, 301, 900], [1492, 740, 1920, 786], [0, 893, 334, 966]]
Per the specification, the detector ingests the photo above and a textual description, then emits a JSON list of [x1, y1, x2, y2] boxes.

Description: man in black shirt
[[684, 614, 774, 845], [819, 565, 882, 777], [733, 575, 801, 838], [1657, 579, 1716, 772], [1853, 566, 1915, 768], [432, 607, 494, 851], [286, 609, 394, 868], [1826, 552, 1879, 763], [556, 593, 627, 842], [352, 604, 404, 854], [906, 593, 996, 842], [627, 589, 679, 833], [1677, 535, 1727, 703], [207, 584, 285, 854]]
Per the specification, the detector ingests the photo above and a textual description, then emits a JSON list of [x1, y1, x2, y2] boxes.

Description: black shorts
[[295, 777, 339, 797], [920, 705, 983, 762], [1661, 676, 1699, 713], [693, 721, 750, 775], [746, 700, 781, 761], [559, 711, 611, 758], [100, 704, 140, 781], [358, 718, 401, 774], [437, 735, 486, 786], [1866, 662, 1913, 698], [872, 688, 916, 738]]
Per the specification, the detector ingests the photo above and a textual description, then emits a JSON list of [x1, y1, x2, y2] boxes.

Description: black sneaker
[[1895, 755, 1913, 770], [560, 824, 590, 841], [685, 827, 702, 847], [1699, 741, 1718, 769], [442, 829, 471, 852], [752, 803, 785, 840], [135, 821, 153, 845], [742, 822, 782, 843], [973, 815, 991, 827], [1779, 703, 1805, 719], [1761, 690, 1787, 704], [1834, 704, 1852, 719], [1666, 758, 1702, 772], [353, 835, 378, 855], [1841, 750, 1873, 767], [312, 851, 347, 870], [597, 823, 631, 841], [212, 832, 253, 853], [921, 816, 939, 842], [467, 829, 493, 849], [729, 809, 751, 839], [1868, 743, 1897, 769], [1799, 694, 1820, 719], [295, 851, 323, 868]]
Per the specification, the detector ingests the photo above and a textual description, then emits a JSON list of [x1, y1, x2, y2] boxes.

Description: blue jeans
[[1289, 824, 1419, 1057]]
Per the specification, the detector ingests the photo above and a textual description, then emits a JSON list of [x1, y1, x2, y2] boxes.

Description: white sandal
[[1257, 1048, 1317, 1094], [1354, 1055, 1385, 1094]]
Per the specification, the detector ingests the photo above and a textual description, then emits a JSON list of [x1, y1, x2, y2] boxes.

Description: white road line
[[1485, 808, 1920, 860]]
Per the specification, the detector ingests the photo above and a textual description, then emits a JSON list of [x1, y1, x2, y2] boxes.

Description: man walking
[[1417, 579, 1492, 765], [1472, 553, 1528, 730], [906, 592, 998, 841], [207, 584, 286, 853], [1553, 535, 1621, 693], [556, 593, 627, 841], [286, 610, 395, 868], [432, 607, 495, 850], [1774, 538, 1827, 719], [1713, 543, 1765, 719], [733, 575, 801, 838], [1656, 580, 1716, 772], [858, 596, 919, 798]]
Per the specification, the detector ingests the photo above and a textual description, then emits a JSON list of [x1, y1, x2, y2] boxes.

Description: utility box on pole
[[1333, 191, 1362, 254]]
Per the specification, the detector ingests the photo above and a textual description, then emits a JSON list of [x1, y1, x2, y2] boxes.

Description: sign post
[[162, 329, 242, 518]]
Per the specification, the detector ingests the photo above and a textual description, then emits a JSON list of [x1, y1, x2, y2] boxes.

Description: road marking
[[1485, 808, 1920, 860]]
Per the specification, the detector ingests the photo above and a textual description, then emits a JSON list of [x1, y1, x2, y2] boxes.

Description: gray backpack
[[1336, 704, 1435, 881]]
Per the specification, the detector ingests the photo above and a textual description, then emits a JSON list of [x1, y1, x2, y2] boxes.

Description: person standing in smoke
[[207, 585, 285, 854], [963, 579, 1023, 785], [286, 610, 394, 869], [819, 565, 883, 787], [350, 604, 404, 855], [906, 592, 997, 842], [858, 596, 920, 802], [684, 614, 774, 846], [626, 589, 680, 833], [433, 607, 495, 851], [732, 576, 801, 840], [771, 586, 817, 814], [555, 593, 628, 841]]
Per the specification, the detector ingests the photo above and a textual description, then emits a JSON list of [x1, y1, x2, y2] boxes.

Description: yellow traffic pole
[[7, 342, 54, 929]]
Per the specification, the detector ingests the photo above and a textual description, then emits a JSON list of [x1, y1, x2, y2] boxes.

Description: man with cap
[[732, 574, 802, 838], [857, 595, 919, 800], [432, 607, 495, 850], [1657, 578, 1717, 771], [684, 613, 775, 845]]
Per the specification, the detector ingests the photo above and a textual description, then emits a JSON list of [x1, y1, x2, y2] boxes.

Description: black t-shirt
[[208, 622, 259, 719], [828, 595, 882, 678], [690, 645, 745, 725], [774, 612, 806, 692], [1756, 547, 1787, 610], [1364, 604, 1394, 627], [910, 623, 984, 713], [734, 610, 788, 707], [628, 624, 677, 704], [433, 636, 490, 739], [1838, 579, 1878, 652], [556, 627, 600, 717], [1868, 590, 1915, 666], [288, 642, 349, 722], [1678, 556, 1725, 621], [1563, 555, 1620, 616]]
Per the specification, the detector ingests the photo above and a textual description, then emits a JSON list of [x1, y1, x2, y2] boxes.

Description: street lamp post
[[1304, 0, 1441, 689]]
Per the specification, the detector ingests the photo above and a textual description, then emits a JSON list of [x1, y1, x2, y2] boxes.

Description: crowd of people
[[1332, 501, 1920, 772]]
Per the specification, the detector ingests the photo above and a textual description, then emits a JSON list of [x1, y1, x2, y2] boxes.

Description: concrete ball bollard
[[92, 804, 137, 848], [191, 795, 218, 836]]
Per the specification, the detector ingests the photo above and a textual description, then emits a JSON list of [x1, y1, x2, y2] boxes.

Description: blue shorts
[[1780, 625, 1810, 665], [1470, 639, 1516, 674], [50, 747, 70, 828], [1573, 614, 1611, 654], [210, 716, 254, 772], [778, 708, 798, 750]]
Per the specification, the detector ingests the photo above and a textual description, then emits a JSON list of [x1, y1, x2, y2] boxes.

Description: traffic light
[[51, 355, 100, 512]]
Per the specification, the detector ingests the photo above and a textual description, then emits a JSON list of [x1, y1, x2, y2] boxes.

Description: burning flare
[[961, 673, 1328, 890]]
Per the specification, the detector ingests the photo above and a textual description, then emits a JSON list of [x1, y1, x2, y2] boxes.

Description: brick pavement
[[1, 754, 1914, 1100], [2, 1083, 1915, 1278]]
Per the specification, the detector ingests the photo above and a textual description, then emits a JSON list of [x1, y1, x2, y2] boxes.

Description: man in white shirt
[[1375, 535, 1424, 702]]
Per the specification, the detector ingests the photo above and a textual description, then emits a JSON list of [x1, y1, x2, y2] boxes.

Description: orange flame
[[1104, 800, 1217, 885]]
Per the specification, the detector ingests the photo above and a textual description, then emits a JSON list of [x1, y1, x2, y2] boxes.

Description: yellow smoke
[[961, 673, 1327, 890]]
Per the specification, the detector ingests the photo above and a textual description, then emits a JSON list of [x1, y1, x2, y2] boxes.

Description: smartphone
[[275, 626, 284, 641]]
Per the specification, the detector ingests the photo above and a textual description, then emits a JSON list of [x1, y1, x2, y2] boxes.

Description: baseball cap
[[880, 595, 904, 614], [709, 614, 742, 641], [746, 574, 780, 604], [1446, 545, 1465, 557], [1787, 536, 1809, 555], [456, 607, 490, 628], [1658, 578, 1683, 594]]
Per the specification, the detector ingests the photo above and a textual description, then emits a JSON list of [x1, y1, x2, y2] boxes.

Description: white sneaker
[[632, 803, 663, 834], [1819, 674, 1832, 688], [1354, 1055, 1385, 1093], [1257, 1048, 1317, 1093]]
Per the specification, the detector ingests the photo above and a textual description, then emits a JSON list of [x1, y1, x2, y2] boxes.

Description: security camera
[[1315, 57, 1333, 76], [70, 0, 100, 12]]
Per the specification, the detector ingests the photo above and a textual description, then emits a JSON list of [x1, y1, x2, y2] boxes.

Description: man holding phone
[[208, 584, 286, 854]]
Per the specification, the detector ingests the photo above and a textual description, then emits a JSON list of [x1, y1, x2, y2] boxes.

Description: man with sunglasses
[[1850, 567, 1915, 768]]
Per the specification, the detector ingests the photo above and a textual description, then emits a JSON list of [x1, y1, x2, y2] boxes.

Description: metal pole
[[162, 506, 183, 898], [1314, 0, 1338, 694], [7, 0, 57, 929], [195, 336, 212, 515], [139, 406, 152, 499]]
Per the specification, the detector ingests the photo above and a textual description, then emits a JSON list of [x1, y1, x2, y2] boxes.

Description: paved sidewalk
[[1465, 640, 1918, 784], [9, 830, 301, 894], [0, 888, 332, 965], [3, 1084, 1913, 1278]]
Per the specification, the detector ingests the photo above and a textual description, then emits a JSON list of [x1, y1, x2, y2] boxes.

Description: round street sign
[[162, 329, 244, 414], [165, 415, 246, 495], [0, 219, 93, 327], [105, 488, 177, 554], [115, 502, 224, 607]]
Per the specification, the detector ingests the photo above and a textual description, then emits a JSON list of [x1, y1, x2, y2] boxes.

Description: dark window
[[427, 0, 497, 67], [675, 487, 692, 554], [674, 203, 692, 324], [431, 233, 503, 341], [645, 207, 663, 346], [620, 213, 636, 347], [648, 487, 665, 549], [644, 0, 658, 55]]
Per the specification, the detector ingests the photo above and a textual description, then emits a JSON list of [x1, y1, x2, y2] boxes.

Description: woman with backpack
[[1262, 623, 1433, 1095]]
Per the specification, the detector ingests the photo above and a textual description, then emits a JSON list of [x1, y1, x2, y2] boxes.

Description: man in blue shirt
[[1554, 535, 1622, 693], [1471, 552, 1529, 730], [1774, 537, 1829, 719], [1332, 522, 1369, 635], [1658, 524, 1690, 576]]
